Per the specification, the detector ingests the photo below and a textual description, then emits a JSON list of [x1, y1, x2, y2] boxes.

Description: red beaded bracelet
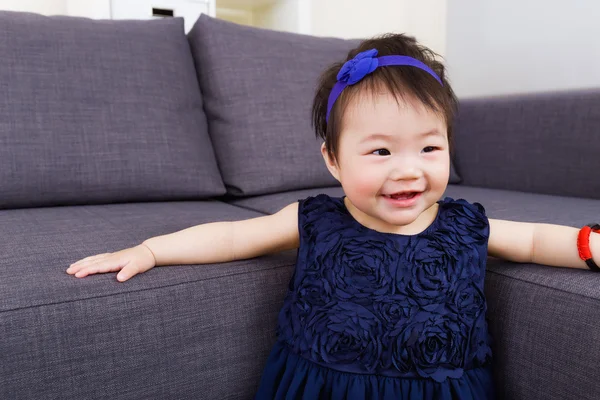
[[577, 223, 600, 271]]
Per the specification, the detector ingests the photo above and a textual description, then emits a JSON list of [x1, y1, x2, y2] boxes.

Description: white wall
[[220, 0, 448, 56], [0, 0, 66, 15], [215, 7, 253, 26], [66, 0, 111, 19], [1, 0, 215, 21], [0, 0, 109, 18], [310, 0, 446, 57], [254, 0, 301, 33], [446, 0, 600, 98]]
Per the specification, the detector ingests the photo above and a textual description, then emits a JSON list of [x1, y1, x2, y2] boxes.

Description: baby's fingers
[[116, 263, 146, 282], [68, 253, 111, 271], [73, 258, 129, 278]]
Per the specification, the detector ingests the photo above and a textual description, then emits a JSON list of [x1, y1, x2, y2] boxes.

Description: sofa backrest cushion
[[0, 12, 225, 209], [187, 15, 351, 196], [454, 89, 600, 199]]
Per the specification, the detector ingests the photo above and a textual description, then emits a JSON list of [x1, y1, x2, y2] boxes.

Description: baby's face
[[327, 90, 450, 234]]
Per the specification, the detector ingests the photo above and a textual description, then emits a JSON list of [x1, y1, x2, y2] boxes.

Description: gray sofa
[[1, 10, 600, 400]]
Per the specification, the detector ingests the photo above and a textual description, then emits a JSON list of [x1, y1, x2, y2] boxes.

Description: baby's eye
[[371, 149, 391, 156], [422, 146, 439, 153]]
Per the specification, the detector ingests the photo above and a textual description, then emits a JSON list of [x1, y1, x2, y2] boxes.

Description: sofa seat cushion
[[0, 201, 274, 311], [0, 201, 299, 399], [0, 11, 225, 209]]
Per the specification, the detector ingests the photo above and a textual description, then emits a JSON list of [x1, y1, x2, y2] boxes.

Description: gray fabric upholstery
[[2, 267, 288, 399], [0, 201, 296, 399], [230, 186, 346, 214], [0, 12, 225, 209], [443, 185, 600, 226], [485, 260, 600, 399], [449, 162, 461, 183], [187, 15, 460, 197], [0, 201, 260, 310], [187, 15, 353, 196], [454, 89, 600, 199]]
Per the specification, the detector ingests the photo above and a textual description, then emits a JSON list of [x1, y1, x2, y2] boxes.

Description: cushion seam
[[487, 268, 600, 302], [223, 201, 272, 215], [0, 263, 295, 314]]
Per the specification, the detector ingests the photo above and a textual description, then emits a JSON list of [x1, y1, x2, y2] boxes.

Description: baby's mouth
[[384, 191, 421, 200]]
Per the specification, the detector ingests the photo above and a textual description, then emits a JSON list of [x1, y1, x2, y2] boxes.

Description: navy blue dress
[[255, 194, 495, 399]]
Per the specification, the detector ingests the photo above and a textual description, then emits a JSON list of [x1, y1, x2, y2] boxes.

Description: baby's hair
[[312, 33, 458, 161]]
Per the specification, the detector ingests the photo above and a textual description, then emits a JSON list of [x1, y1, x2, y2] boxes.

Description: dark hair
[[312, 33, 458, 161]]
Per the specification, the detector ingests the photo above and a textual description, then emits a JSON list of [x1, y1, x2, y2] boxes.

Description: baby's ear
[[321, 143, 341, 182]]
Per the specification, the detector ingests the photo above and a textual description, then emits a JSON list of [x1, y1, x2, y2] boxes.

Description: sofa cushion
[[230, 186, 345, 214], [0, 201, 296, 398], [442, 184, 600, 225], [0, 201, 265, 311], [187, 15, 460, 197], [454, 89, 600, 199], [0, 12, 225, 209]]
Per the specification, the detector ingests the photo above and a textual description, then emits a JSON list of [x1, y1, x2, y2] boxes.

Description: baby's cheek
[[425, 156, 449, 181], [434, 162, 451, 184], [346, 171, 381, 198]]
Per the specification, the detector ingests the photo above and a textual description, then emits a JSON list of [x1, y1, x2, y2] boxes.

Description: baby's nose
[[389, 164, 423, 181]]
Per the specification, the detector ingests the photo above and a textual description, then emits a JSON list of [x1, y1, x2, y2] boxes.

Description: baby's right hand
[[66, 244, 156, 282]]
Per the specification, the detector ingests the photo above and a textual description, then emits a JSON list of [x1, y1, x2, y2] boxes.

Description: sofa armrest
[[485, 259, 600, 399], [453, 89, 600, 199]]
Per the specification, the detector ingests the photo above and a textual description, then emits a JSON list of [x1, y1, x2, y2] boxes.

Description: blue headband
[[326, 48, 443, 122]]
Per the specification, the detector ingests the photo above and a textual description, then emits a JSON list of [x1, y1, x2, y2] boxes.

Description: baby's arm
[[144, 202, 299, 265], [67, 202, 299, 281], [488, 219, 600, 269]]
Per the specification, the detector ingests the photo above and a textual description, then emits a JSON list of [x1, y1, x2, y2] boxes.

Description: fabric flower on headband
[[326, 47, 444, 122], [337, 49, 380, 85]]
